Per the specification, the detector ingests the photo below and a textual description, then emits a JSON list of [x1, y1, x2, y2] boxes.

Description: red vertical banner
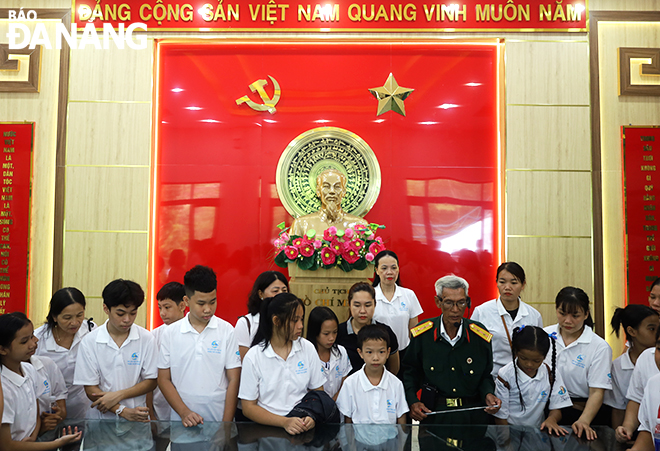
[[0, 123, 33, 315], [623, 126, 660, 305]]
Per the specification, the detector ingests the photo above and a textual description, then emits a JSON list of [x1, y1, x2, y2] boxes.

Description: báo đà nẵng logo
[[6, 8, 147, 50]]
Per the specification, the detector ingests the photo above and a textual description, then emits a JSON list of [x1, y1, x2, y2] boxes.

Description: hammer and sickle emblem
[[235, 75, 281, 114]]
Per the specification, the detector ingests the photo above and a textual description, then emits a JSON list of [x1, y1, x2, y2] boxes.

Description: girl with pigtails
[[493, 325, 572, 435]]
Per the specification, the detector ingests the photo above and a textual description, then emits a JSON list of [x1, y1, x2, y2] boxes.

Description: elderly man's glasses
[[441, 300, 467, 310]]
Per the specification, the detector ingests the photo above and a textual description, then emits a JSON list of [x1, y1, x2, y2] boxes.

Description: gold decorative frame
[[275, 126, 381, 219], [618, 47, 660, 96], [0, 45, 42, 93]]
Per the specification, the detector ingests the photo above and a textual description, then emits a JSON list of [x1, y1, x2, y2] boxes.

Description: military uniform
[[403, 316, 495, 425]]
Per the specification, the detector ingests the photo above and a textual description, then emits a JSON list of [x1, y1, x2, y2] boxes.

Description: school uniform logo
[[558, 386, 567, 395], [127, 352, 141, 366], [571, 354, 586, 369], [207, 340, 222, 354], [399, 301, 408, 312], [43, 380, 50, 395], [536, 390, 549, 403], [295, 361, 308, 375], [386, 399, 396, 414]]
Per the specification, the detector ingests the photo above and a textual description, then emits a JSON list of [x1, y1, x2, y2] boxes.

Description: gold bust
[[290, 169, 368, 236]]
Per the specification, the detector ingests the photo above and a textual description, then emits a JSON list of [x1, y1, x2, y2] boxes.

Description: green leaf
[[353, 258, 367, 270], [276, 222, 286, 230], [340, 259, 352, 272], [274, 251, 288, 268], [299, 256, 314, 270]]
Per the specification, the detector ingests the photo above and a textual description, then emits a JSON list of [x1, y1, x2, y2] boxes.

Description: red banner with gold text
[[623, 126, 660, 306], [71, 0, 587, 32], [0, 123, 33, 315]]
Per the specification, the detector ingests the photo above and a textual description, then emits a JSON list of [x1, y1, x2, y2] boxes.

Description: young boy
[[336, 325, 408, 424], [158, 265, 241, 427], [73, 279, 158, 421], [150, 282, 187, 421]]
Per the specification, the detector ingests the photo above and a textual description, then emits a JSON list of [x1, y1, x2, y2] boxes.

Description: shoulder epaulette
[[411, 320, 434, 337], [469, 323, 493, 343]]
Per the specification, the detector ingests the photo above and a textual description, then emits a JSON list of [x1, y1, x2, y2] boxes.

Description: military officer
[[403, 275, 501, 425]]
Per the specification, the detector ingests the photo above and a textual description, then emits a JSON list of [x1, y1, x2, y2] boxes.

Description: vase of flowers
[[273, 223, 386, 273]]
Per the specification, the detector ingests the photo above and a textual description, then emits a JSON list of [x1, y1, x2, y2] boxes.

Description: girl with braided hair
[[493, 325, 572, 435]]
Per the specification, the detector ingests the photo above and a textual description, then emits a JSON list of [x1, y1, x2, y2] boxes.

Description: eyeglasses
[[441, 300, 467, 310]]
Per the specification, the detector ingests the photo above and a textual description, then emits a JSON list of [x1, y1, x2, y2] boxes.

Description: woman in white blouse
[[471, 262, 543, 377]]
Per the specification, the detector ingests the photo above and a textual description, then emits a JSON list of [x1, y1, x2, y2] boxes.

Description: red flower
[[320, 247, 337, 265], [330, 238, 343, 254], [342, 247, 360, 264], [300, 241, 315, 257], [348, 239, 365, 251], [284, 246, 299, 260], [369, 242, 385, 255], [292, 237, 304, 247]]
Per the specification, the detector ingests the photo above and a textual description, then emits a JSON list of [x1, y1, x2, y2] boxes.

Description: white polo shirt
[[1, 362, 44, 441], [34, 321, 95, 419], [543, 324, 612, 398], [336, 366, 408, 424], [373, 285, 423, 350], [150, 323, 171, 421], [471, 298, 544, 377], [239, 337, 326, 417], [626, 347, 659, 403], [158, 314, 241, 421], [638, 372, 660, 433], [494, 360, 572, 427], [73, 321, 158, 419], [30, 355, 68, 415], [321, 344, 352, 398], [604, 349, 635, 409], [235, 313, 260, 349]]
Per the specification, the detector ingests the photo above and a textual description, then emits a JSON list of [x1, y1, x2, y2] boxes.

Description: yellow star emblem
[[368, 74, 414, 116]]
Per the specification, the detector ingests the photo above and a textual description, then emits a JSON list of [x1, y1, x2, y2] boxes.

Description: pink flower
[[354, 224, 368, 232], [300, 241, 315, 257], [365, 252, 375, 262], [274, 239, 284, 249], [323, 226, 337, 241], [344, 228, 354, 239], [292, 237, 304, 247], [330, 238, 343, 254], [341, 247, 360, 264], [349, 239, 365, 250], [280, 232, 290, 242], [375, 236, 383, 244], [369, 242, 385, 255], [320, 247, 337, 265], [284, 246, 299, 260], [313, 240, 322, 249]]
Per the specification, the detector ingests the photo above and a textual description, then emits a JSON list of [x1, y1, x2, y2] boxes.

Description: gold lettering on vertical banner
[[619, 48, 660, 96]]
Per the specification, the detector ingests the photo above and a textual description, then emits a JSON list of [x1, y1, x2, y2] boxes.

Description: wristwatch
[[115, 404, 126, 417]]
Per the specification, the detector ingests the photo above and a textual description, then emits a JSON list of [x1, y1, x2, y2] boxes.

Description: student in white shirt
[[471, 262, 543, 377], [627, 372, 660, 451], [544, 286, 612, 440], [73, 279, 158, 422], [28, 355, 68, 434], [235, 270, 289, 361], [336, 324, 408, 424], [34, 287, 96, 420], [306, 306, 352, 400], [239, 293, 328, 435], [617, 324, 660, 443], [648, 277, 660, 314], [0, 312, 82, 449], [372, 251, 423, 357], [148, 281, 186, 422], [493, 325, 572, 433], [606, 305, 659, 434], [158, 265, 241, 426]]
